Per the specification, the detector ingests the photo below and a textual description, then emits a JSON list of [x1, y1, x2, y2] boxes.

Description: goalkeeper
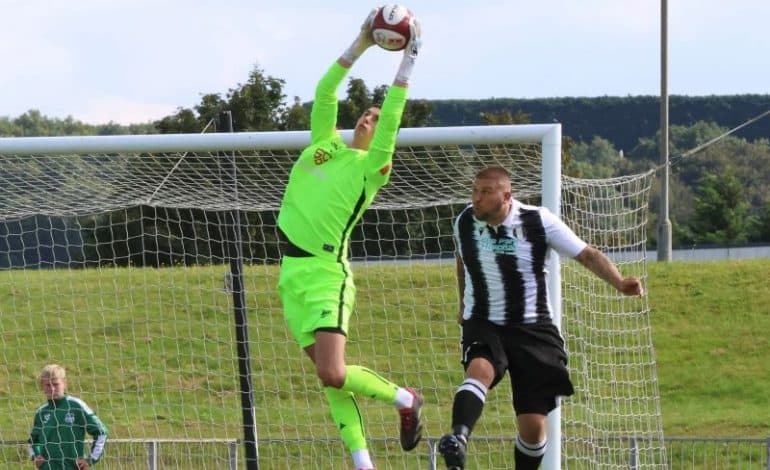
[[277, 8, 423, 470]]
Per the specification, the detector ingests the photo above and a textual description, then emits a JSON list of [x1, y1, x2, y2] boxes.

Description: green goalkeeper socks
[[324, 387, 367, 451], [324, 366, 400, 452], [342, 365, 399, 403]]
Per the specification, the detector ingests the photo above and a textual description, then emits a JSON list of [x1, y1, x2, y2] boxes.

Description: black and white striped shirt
[[453, 200, 587, 326]]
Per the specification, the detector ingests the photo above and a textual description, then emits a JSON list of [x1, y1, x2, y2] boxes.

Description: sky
[[1, 0, 769, 125]]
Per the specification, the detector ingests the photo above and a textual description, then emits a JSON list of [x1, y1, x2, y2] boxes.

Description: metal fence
[[4, 436, 768, 469], [1, 438, 238, 470]]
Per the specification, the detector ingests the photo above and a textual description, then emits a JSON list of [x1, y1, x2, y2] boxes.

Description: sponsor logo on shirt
[[313, 148, 332, 165], [480, 238, 517, 254], [479, 233, 518, 255]]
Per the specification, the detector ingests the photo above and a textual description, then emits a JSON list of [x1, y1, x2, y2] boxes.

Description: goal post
[[0, 124, 665, 469]]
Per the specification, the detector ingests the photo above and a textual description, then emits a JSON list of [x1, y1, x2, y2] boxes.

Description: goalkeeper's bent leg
[[342, 365, 424, 452], [324, 387, 368, 452], [341, 365, 399, 403]]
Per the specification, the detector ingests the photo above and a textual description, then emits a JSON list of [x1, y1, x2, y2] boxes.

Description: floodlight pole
[[657, 0, 673, 261]]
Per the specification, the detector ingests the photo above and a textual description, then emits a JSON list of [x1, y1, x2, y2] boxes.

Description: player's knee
[[517, 413, 547, 443], [317, 365, 346, 388], [466, 358, 495, 386]]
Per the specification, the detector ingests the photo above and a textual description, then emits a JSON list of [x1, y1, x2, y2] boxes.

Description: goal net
[[0, 125, 666, 469]]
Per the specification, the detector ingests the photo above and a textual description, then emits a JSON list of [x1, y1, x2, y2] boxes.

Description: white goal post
[[0, 124, 665, 470]]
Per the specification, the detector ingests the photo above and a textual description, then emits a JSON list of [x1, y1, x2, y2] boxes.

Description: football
[[370, 5, 414, 51]]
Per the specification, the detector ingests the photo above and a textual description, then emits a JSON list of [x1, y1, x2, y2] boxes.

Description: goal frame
[[0, 124, 564, 469]]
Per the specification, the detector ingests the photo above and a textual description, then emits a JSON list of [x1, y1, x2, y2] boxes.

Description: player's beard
[[473, 199, 505, 223]]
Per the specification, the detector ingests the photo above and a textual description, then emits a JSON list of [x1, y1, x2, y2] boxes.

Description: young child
[[28, 364, 108, 469]]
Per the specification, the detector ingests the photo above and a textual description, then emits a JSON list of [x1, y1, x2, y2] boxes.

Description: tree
[[14, 110, 52, 136], [336, 77, 432, 129], [0, 117, 20, 136], [155, 108, 199, 134], [480, 110, 529, 125], [195, 93, 229, 129], [401, 100, 432, 128], [227, 66, 287, 131], [337, 77, 373, 129], [282, 96, 310, 131], [567, 136, 626, 178], [690, 169, 751, 244], [747, 201, 770, 242]]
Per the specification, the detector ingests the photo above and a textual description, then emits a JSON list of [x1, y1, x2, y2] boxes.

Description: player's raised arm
[[310, 9, 377, 144], [393, 17, 421, 88], [366, 16, 421, 174], [339, 8, 377, 68]]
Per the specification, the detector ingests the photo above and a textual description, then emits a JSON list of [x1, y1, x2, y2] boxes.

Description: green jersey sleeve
[[28, 410, 43, 459], [85, 410, 108, 465], [311, 62, 349, 144], [366, 84, 408, 177]]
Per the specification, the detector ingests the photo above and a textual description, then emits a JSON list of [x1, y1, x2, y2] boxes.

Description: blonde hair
[[40, 364, 67, 381]]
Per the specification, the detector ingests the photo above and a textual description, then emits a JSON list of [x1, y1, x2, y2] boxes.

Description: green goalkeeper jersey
[[278, 61, 408, 261], [28, 395, 108, 469]]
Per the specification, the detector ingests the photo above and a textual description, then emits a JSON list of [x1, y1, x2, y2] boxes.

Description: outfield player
[[276, 9, 423, 470], [438, 166, 644, 470], [28, 364, 108, 469]]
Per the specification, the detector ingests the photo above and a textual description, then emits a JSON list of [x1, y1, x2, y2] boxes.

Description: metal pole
[[147, 441, 157, 470], [629, 436, 639, 470], [541, 125, 563, 470], [219, 111, 259, 469], [766, 436, 769, 470], [657, 0, 673, 261], [230, 440, 239, 470], [427, 438, 437, 470]]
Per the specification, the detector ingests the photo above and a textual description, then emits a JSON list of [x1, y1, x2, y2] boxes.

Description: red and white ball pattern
[[371, 5, 413, 51]]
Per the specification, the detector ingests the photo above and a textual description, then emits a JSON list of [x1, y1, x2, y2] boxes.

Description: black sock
[[450, 378, 487, 437], [514, 435, 547, 470]]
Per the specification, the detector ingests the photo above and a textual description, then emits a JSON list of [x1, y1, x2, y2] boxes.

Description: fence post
[[629, 436, 639, 470], [146, 441, 157, 470], [230, 440, 239, 470], [765, 437, 769, 470], [426, 438, 437, 470]]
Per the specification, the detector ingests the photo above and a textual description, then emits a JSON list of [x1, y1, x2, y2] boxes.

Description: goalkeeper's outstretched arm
[[393, 18, 421, 88], [364, 18, 422, 172], [311, 9, 379, 144], [339, 8, 378, 68]]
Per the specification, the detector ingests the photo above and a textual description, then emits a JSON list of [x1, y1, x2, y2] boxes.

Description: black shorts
[[460, 318, 574, 415]]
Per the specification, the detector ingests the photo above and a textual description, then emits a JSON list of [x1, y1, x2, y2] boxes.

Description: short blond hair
[[40, 364, 67, 381]]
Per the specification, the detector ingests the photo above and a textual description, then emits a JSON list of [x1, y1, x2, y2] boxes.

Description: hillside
[[427, 94, 770, 152]]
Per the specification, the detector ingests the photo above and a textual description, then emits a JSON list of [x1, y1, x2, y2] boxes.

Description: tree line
[[428, 95, 770, 153], [1, 64, 769, 269]]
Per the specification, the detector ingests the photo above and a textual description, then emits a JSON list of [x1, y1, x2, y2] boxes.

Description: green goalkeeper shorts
[[278, 255, 356, 348]]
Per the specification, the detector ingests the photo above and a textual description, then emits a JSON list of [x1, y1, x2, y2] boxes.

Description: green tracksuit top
[[28, 395, 108, 469], [278, 61, 408, 261]]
